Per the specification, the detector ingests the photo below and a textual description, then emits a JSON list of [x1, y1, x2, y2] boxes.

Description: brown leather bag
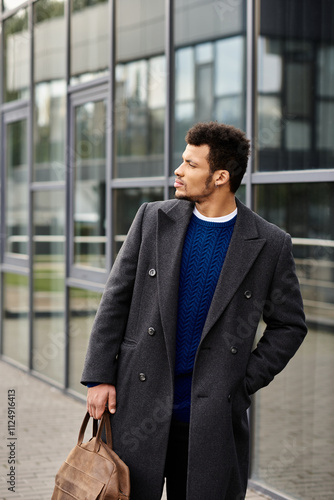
[[51, 411, 130, 499]]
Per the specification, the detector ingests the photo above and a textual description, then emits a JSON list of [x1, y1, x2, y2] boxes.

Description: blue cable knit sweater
[[173, 211, 237, 422]]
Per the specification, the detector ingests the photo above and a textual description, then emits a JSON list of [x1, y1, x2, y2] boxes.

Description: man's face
[[174, 144, 215, 203]]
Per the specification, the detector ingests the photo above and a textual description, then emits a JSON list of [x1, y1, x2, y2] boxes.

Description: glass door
[[1, 107, 29, 367]]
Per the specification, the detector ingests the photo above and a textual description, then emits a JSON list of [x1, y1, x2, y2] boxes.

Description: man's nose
[[174, 163, 184, 176]]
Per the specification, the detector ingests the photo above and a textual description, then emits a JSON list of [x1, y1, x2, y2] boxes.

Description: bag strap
[[78, 412, 90, 445], [94, 411, 113, 452], [77, 411, 113, 451]]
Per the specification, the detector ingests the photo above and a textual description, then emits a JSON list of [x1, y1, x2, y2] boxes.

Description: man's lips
[[174, 178, 184, 188]]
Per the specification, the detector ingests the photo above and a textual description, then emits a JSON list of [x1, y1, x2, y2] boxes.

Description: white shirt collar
[[193, 206, 238, 223]]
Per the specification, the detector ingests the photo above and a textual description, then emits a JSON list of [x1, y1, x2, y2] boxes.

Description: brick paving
[[0, 360, 270, 500], [251, 327, 334, 500]]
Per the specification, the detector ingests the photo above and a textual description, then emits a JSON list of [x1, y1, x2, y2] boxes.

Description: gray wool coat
[[81, 198, 307, 500]]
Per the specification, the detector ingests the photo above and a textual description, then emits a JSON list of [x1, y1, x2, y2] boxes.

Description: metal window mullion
[[0, 271, 3, 356], [247, 0, 259, 481], [111, 178, 166, 188], [66, 276, 105, 294], [251, 169, 334, 184], [245, 0, 259, 210], [28, 0, 34, 372], [68, 76, 110, 96], [64, 0, 71, 390], [164, 0, 174, 201], [70, 84, 109, 107], [0, 99, 30, 113], [0, 110, 4, 356], [0, 14, 3, 266], [30, 181, 66, 191], [108, 0, 115, 267], [0, 116, 5, 266], [68, 98, 76, 282]]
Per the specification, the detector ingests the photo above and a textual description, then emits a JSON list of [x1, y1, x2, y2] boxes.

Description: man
[[81, 122, 307, 500]]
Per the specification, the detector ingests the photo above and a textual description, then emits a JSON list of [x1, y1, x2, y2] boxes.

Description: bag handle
[[78, 411, 113, 451]]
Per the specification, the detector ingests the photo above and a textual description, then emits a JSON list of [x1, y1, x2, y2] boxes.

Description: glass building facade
[[0, 0, 333, 498]]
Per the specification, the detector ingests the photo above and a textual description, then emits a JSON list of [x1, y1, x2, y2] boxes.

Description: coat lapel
[[157, 200, 194, 376], [156, 199, 266, 367], [201, 199, 266, 341]]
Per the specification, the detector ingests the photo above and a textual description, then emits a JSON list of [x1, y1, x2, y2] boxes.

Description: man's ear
[[215, 170, 230, 187]]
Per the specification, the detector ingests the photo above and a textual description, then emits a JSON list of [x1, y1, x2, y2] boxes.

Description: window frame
[[1, 104, 30, 268], [68, 83, 111, 284]]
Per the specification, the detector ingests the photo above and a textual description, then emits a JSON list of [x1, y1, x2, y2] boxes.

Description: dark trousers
[[164, 420, 190, 500]]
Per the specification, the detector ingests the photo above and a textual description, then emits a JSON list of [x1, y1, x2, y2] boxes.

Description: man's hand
[[87, 384, 116, 420]]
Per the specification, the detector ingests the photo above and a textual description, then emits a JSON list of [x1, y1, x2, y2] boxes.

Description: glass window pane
[[258, 38, 282, 93], [174, 102, 195, 156], [3, 8, 30, 102], [317, 101, 334, 167], [286, 62, 312, 117], [175, 48, 195, 102], [175, 0, 245, 47], [257, 0, 334, 171], [114, 0, 166, 178], [236, 184, 245, 204], [215, 96, 243, 130], [173, 1, 246, 175], [34, 0, 66, 182], [318, 45, 334, 97], [196, 64, 213, 122], [253, 183, 334, 499], [70, 0, 109, 85], [116, 0, 165, 61], [5, 118, 28, 256], [2, 273, 29, 367], [113, 187, 163, 257], [73, 99, 107, 269], [32, 191, 65, 384], [195, 42, 213, 65], [257, 96, 282, 151], [68, 287, 102, 394], [215, 37, 244, 96], [285, 121, 311, 151]]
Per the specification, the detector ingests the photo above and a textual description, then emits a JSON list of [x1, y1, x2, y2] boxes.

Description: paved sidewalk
[[0, 360, 270, 500]]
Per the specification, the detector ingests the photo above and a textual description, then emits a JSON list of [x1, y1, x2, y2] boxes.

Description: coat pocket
[[121, 337, 138, 347], [232, 379, 251, 414]]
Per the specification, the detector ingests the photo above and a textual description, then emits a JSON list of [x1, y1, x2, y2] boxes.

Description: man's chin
[[174, 191, 186, 200], [174, 192, 195, 202]]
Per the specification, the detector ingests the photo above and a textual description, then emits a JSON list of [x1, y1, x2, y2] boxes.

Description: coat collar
[[156, 198, 266, 373]]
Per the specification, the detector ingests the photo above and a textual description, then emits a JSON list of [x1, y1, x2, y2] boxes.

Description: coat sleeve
[[80, 203, 148, 386], [245, 233, 308, 395]]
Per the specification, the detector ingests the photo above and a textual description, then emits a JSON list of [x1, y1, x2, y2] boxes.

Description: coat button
[[148, 269, 156, 277], [231, 346, 238, 354], [148, 327, 156, 336], [244, 290, 252, 299], [227, 394, 231, 402], [139, 373, 146, 382]]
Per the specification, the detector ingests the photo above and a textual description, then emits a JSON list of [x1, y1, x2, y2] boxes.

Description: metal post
[[164, 0, 174, 201], [245, 0, 259, 210]]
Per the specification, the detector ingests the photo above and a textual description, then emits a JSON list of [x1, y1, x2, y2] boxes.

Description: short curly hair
[[185, 122, 250, 193]]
